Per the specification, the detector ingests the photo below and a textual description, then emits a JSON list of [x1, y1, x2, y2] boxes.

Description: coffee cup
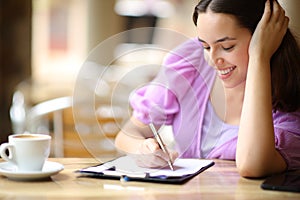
[[0, 133, 51, 171]]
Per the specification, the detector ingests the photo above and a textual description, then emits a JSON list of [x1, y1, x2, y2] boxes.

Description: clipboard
[[76, 156, 215, 184]]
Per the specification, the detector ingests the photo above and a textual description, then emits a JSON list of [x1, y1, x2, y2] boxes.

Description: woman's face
[[196, 10, 252, 89]]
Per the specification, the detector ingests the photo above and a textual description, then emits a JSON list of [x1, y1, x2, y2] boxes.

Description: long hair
[[193, 0, 300, 112]]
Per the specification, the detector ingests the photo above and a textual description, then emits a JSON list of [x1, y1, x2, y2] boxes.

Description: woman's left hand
[[249, 0, 289, 60], [237, 0, 289, 177]]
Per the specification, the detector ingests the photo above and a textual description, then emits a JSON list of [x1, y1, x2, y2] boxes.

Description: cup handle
[[0, 143, 15, 163]]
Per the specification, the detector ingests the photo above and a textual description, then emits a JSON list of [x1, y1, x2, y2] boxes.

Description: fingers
[[261, 0, 289, 34], [170, 151, 179, 163], [262, 1, 288, 23], [135, 153, 167, 168], [272, 0, 286, 23], [134, 149, 177, 169], [283, 16, 289, 32], [135, 138, 178, 168], [138, 138, 160, 153], [261, 0, 272, 23], [272, 0, 289, 34], [274, 1, 285, 21]]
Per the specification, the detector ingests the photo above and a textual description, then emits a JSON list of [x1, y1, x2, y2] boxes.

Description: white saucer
[[0, 161, 64, 181]]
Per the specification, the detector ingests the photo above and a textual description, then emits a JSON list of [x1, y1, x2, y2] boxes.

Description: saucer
[[0, 161, 64, 181]]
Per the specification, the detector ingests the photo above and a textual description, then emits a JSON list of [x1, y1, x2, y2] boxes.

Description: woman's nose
[[215, 58, 224, 66], [210, 49, 224, 66]]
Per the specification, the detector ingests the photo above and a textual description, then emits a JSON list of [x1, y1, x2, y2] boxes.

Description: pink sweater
[[130, 38, 300, 170]]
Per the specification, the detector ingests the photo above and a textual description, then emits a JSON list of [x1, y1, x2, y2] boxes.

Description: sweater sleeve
[[273, 110, 300, 170], [130, 38, 205, 125]]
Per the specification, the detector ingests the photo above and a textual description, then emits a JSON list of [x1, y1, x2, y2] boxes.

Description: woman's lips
[[217, 66, 236, 79]]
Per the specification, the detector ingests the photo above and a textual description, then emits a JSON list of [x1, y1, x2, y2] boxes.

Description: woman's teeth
[[218, 66, 236, 75]]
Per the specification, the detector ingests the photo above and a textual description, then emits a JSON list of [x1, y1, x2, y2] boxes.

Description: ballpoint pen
[[149, 123, 174, 171]]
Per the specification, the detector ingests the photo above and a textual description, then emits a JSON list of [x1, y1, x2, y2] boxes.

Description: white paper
[[81, 156, 213, 178]]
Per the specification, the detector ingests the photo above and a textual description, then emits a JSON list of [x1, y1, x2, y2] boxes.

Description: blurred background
[[0, 0, 299, 157]]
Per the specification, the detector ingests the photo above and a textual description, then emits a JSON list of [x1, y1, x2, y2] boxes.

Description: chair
[[10, 77, 129, 158], [26, 96, 73, 157], [10, 91, 73, 157]]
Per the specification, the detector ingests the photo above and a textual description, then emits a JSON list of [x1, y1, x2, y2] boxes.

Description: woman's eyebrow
[[197, 37, 237, 44], [197, 38, 206, 43]]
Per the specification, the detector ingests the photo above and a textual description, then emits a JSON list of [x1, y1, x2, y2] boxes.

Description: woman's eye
[[223, 46, 234, 51], [203, 46, 210, 50]]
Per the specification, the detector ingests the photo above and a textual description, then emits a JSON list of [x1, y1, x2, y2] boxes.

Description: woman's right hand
[[132, 138, 178, 169]]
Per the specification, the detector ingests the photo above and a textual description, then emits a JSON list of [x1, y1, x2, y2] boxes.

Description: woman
[[115, 0, 300, 177]]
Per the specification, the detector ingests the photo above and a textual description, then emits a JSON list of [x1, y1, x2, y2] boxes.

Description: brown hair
[[193, 0, 300, 112]]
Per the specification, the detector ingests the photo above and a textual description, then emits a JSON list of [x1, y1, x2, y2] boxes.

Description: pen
[[149, 123, 174, 171]]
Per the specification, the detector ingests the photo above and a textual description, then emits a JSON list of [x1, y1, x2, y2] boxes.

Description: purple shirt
[[130, 38, 300, 170]]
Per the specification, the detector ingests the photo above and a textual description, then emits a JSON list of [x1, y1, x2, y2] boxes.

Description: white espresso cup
[[0, 133, 51, 171]]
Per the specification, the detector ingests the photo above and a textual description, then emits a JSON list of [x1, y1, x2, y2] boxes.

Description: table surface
[[0, 158, 299, 199]]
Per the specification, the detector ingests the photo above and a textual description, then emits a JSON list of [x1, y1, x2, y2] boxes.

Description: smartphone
[[261, 172, 300, 193]]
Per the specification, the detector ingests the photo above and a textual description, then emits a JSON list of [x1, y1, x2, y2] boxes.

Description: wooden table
[[0, 158, 299, 199]]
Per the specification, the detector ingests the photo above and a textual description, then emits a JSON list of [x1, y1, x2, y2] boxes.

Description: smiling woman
[[114, 0, 300, 178], [196, 11, 251, 86]]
